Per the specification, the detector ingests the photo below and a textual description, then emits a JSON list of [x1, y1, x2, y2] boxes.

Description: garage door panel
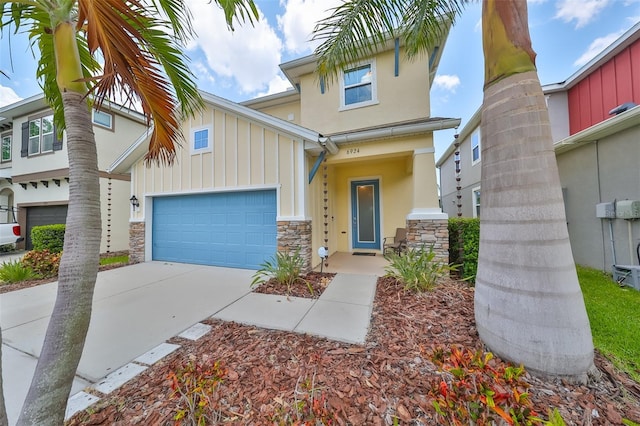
[[152, 190, 276, 269]]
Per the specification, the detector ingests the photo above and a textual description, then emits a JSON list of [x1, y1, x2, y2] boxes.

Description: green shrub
[[0, 243, 16, 253], [31, 224, 66, 253], [251, 248, 307, 295], [385, 245, 457, 292], [21, 249, 61, 278], [0, 259, 35, 283], [449, 218, 480, 283]]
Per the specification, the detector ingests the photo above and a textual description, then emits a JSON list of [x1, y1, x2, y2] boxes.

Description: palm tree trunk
[[474, 0, 593, 381], [17, 90, 101, 425], [0, 327, 8, 426]]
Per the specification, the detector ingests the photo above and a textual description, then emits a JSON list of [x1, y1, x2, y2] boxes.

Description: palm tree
[[313, 0, 594, 380], [0, 1, 257, 424]]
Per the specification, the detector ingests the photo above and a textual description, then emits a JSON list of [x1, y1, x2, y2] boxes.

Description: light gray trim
[[436, 108, 481, 167], [108, 91, 324, 174], [554, 105, 640, 154], [327, 117, 460, 145], [200, 91, 319, 142], [108, 127, 153, 174]]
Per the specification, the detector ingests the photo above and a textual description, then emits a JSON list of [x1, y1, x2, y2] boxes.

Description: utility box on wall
[[596, 202, 616, 218], [616, 200, 640, 219]]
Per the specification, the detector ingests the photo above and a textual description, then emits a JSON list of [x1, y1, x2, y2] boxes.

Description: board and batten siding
[[568, 37, 640, 134], [130, 106, 306, 220]]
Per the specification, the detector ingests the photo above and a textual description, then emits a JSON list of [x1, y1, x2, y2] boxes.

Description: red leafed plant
[[269, 372, 336, 425], [428, 345, 547, 425], [167, 355, 227, 426]]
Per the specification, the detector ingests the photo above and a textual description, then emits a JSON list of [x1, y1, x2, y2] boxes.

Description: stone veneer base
[[406, 219, 449, 263], [277, 220, 312, 273], [129, 222, 145, 264]]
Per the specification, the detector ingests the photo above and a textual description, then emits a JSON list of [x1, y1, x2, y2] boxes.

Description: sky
[[1, 0, 639, 159]]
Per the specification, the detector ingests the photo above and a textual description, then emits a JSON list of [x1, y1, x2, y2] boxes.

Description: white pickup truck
[[0, 207, 24, 247]]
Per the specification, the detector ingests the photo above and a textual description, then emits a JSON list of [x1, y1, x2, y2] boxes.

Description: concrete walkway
[[0, 261, 378, 425]]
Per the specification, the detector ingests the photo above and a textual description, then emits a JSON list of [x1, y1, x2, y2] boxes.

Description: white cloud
[[277, 0, 342, 54], [554, 0, 612, 28], [185, 0, 284, 95], [255, 75, 294, 98], [0, 85, 22, 108], [574, 30, 624, 66], [434, 74, 461, 92]]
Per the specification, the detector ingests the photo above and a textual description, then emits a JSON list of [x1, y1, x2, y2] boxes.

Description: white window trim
[[92, 109, 114, 130], [471, 128, 481, 165], [191, 124, 213, 154], [28, 115, 54, 156], [338, 59, 379, 111], [1, 133, 11, 162], [472, 186, 481, 218]]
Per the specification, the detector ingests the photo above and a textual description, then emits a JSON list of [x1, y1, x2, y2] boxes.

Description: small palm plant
[[385, 245, 457, 292], [0, 260, 35, 284], [251, 248, 308, 295]]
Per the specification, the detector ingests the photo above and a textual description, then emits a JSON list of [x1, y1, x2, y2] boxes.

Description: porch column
[[406, 148, 449, 262]]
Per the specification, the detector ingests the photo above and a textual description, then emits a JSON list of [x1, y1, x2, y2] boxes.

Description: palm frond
[[400, 0, 464, 57], [313, 0, 466, 84], [77, 0, 203, 165], [214, 0, 259, 30]]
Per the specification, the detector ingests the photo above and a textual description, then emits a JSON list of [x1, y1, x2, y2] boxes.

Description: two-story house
[[108, 37, 460, 271], [437, 22, 640, 272], [0, 94, 148, 252]]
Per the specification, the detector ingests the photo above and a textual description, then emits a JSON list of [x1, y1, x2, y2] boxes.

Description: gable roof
[[0, 93, 148, 131], [108, 90, 322, 174], [280, 23, 452, 90], [542, 21, 640, 94]]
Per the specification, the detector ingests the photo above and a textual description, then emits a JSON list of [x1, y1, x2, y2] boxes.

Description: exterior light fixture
[[129, 195, 140, 209], [317, 246, 329, 273]]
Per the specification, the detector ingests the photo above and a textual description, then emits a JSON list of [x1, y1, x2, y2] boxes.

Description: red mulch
[[251, 272, 335, 298], [64, 276, 640, 425]]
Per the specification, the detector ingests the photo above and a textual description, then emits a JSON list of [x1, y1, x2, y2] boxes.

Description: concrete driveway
[[1, 261, 254, 425]]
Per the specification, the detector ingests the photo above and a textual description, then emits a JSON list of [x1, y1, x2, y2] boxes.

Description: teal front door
[[351, 179, 381, 250]]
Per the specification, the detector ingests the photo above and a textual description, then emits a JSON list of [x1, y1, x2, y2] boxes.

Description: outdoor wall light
[[129, 195, 140, 209]]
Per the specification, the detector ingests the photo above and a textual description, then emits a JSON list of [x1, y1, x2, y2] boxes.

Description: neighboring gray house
[[437, 22, 640, 272]]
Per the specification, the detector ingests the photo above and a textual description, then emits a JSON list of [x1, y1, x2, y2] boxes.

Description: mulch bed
[[65, 276, 640, 425], [251, 272, 335, 298]]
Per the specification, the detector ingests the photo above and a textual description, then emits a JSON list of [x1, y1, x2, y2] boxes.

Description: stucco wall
[[438, 125, 482, 218], [298, 49, 431, 134], [546, 92, 570, 142], [557, 125, 640, 270], [330, 156, 412, 252]]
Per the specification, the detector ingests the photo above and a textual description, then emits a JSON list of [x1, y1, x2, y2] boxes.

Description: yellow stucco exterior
[[122, 40, 457, 268]]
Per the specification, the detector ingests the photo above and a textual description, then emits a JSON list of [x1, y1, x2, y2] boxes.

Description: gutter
[[326, 117, 461, 145], [553, 105, 640, 154]]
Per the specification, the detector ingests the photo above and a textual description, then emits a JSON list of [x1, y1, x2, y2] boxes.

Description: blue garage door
[[152, 190, 277, 269]]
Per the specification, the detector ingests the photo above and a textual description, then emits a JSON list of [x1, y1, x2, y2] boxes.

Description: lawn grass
[[577, 265, 640, 382], [99, 255, 129, 266]]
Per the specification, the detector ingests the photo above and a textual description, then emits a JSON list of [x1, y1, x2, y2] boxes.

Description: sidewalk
[[1, 263, 378, 424]]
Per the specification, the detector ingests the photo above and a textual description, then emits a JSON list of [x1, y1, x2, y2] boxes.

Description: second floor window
[[471, 129, 481, 164], [92, 109, 114, 129], [341, 60, 377, 109], [29, 115, 54, 155], [1, 134, 10, 162], [191, 125, 212, 154]]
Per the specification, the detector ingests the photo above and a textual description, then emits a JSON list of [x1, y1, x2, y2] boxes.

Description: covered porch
[[314, 251, 389, 276]]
